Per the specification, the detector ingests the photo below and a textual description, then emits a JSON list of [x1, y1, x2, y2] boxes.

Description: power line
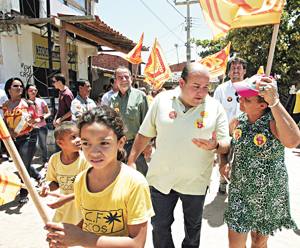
[[139, 0, 185, 44], [165, 0, 185, 18]]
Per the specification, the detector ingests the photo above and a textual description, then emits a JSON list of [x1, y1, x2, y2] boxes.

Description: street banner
[[199, 42, 231, 78], [144, 38, 172, 90], [198, 0, 285, 38], [124, 33, 144, 64], [0, 171, 23, 206]]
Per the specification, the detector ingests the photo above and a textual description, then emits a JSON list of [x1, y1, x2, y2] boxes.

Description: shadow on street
[[203, 193, 227, 228]]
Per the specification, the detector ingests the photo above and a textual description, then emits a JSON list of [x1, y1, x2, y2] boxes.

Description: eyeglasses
[[11, 85, 23, 88]]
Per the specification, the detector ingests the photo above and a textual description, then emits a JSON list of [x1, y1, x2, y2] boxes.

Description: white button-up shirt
[[139, 89, 230, 195], [214, 80, 242, 122]]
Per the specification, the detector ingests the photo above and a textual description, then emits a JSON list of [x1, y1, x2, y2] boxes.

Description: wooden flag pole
[[265, 24, 280, 76], [0, 117, 50, 224]]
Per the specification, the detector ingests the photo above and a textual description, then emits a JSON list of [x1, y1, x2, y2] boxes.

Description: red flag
[[199, 0, 285, 38], [199, 42, 231, 78], [123, 33, 144, 64], [144, 38, 172, 90]]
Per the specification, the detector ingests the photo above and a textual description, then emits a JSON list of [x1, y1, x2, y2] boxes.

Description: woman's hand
[[219, 163, 230, 181], [257, 77, 279, 106]]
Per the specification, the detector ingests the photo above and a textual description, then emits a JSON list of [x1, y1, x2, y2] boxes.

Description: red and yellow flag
[[144, 38, 172, 90], [199, 42, 231, 78], [0, 116, 10, 140], [199, 0, 285, 38], [0, 171, 22, 205], [124, 33, 144, 64]]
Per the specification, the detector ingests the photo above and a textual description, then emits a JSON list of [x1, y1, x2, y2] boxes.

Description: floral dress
[[224, 112, 297, 235]]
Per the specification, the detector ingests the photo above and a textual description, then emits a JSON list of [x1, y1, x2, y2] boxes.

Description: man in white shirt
[[101, 78, 118, 106], [71, 80, 96, 122], [128, 63, 230, 247], [214, 57, 247, 194]]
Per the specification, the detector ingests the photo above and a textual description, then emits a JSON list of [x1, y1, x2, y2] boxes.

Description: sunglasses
[[11, 85, 23, 88]]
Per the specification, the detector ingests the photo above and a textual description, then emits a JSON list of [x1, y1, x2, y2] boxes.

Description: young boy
[[40, 121, 89, 224]]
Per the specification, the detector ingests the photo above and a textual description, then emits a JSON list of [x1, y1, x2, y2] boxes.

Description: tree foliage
[[193, 0, 300, 100]]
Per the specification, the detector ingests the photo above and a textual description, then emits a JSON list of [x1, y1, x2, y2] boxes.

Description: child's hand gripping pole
[[0, 116, 50, 224]]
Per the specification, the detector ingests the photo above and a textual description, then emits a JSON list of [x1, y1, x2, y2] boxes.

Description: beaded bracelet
[[268, 99, 280, 108]]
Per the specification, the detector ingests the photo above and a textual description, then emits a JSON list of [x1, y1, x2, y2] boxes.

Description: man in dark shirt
[[52, 74, 74, 127]]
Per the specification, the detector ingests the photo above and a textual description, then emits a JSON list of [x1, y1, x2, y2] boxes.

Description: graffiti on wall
[[20, 62, 32, 82]]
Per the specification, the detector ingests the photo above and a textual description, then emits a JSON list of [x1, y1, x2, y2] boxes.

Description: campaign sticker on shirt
[[169, 111, 177, 119], [233, 129, 242, 140], [253, 133, 267, 147], [227, 96, 233, 102], [200, 111, 208, 118], [194, 119, 205, 129]]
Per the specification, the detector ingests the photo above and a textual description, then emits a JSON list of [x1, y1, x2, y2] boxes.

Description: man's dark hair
[[228, 57, 247, 70], [77, 79, 89, 91], [53, 74, 66, 85]]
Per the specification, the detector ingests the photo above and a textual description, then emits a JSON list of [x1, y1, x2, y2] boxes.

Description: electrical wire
[[139, 0, 185, 44], [165, 0, 185, 18]]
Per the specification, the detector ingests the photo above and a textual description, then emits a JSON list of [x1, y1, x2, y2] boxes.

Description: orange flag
[[199, 42, 231, 78], [144, 38, 172, 90], [0, 171, 23, 205], [124, 33, 144, 64], [199, 0, 285, 38], [0, 116, 10, 140]]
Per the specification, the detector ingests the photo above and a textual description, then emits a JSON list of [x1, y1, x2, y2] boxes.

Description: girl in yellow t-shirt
[[45, 106, 154, 248]]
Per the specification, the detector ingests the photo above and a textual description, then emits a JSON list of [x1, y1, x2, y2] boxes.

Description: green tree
[[193, 0, 300, 101]]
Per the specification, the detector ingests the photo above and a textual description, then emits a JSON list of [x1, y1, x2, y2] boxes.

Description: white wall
[[0, 26, 36, 85], [77, 41, 97, 79], [39, 0, 85, 18]]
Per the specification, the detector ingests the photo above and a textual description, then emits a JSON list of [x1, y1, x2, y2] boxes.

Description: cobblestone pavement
[[0, 148, 299, 248]]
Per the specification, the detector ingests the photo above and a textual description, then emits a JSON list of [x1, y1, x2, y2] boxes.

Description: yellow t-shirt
[[46, 151, 90, 224], [74, 164, 154, 237]]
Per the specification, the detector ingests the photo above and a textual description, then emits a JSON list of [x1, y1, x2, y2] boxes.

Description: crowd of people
[[0, 60, 299, 247]]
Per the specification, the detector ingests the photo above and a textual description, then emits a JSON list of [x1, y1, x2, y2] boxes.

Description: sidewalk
[[0, 148, 299, 247]]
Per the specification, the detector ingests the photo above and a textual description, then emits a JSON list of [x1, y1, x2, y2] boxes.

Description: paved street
[[0, 148, 299, 248]]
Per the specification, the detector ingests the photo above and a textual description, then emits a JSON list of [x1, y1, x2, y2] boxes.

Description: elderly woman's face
[[9, 80, 23, 98], [239, 96, 264, 114]]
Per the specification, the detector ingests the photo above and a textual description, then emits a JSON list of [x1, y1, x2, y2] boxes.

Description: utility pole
[[175, 0, 198, 65], [46, 0, 56, 116]]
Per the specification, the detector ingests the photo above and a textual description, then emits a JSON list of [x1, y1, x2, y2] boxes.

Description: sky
[[95, 0, 213, 66]]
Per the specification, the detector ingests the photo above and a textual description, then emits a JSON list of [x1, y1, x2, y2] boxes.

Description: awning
[[58, 14, 148, 54]]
